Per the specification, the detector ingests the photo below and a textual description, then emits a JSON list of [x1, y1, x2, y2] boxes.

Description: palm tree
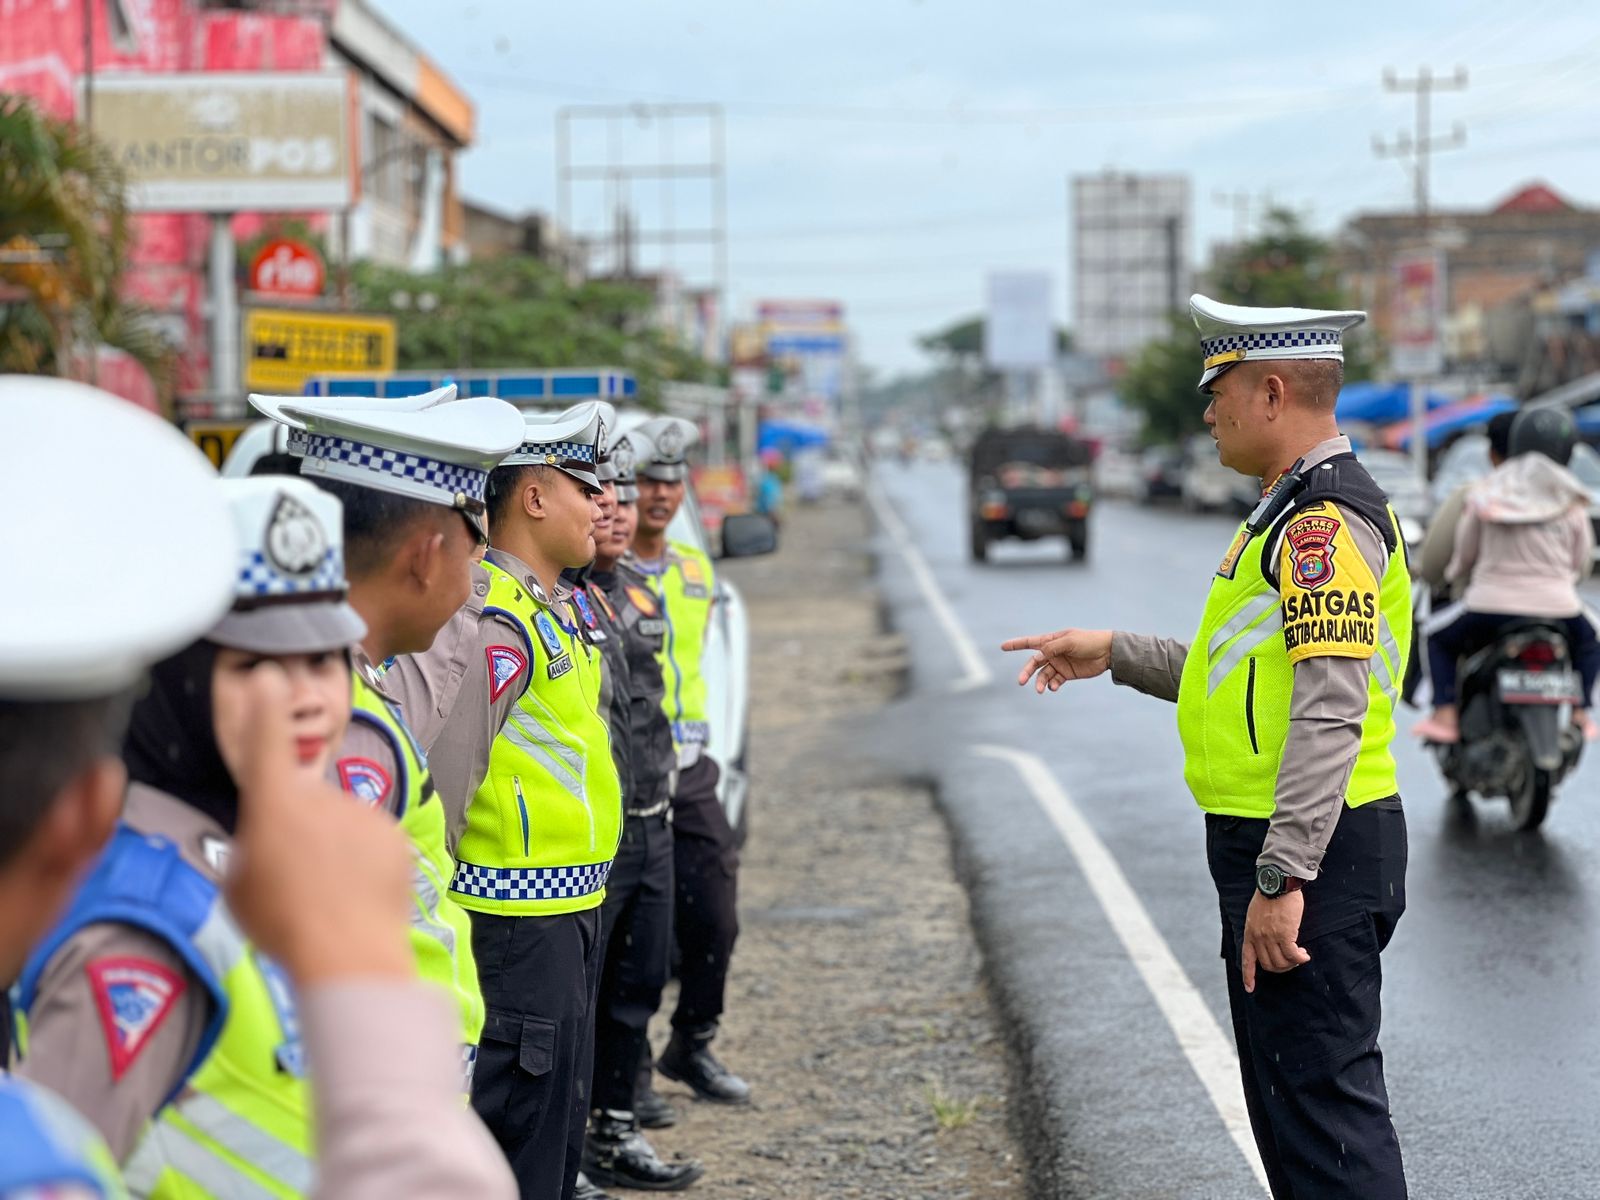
[[0, 94, 173, 400]]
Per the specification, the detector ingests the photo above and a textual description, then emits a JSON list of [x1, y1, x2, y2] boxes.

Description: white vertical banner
[[985, 271, 1054, 371]]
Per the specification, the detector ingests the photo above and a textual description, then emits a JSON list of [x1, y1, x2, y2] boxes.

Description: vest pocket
[[1245, 658, 1260, 754]]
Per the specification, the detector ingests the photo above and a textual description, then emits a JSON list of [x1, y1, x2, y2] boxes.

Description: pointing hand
[[1000, 628, 1114, 694]]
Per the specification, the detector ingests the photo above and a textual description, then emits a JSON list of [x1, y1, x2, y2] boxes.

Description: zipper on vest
[[513, 775, 531, 858], [1244, 659, 1260, 754]]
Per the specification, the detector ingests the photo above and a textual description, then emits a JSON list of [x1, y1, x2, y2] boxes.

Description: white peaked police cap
[[0, 378, 236, 699], [608, 425, 650, 502], [633, 416, 699, 482], [248, 385, 526, 533], [209, 478, 367, 656], [1190, 293, 1366, 391], [501, 400, 609, 493]]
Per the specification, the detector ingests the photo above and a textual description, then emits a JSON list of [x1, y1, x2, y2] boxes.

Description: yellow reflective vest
[[350, 675, 485, 1058], [1176, 489, 1412, 819], [640, 541, 714, 751], [450, 559, 622, 917]]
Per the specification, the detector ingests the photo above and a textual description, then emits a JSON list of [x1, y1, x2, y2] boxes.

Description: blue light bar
[[304, 368, 637, 402]]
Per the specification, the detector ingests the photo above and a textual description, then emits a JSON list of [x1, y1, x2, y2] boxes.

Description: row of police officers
[[3, 382, 751, 1199]]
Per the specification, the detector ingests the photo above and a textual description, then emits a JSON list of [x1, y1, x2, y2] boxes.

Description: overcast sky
[[376, 0, 1600, 373]]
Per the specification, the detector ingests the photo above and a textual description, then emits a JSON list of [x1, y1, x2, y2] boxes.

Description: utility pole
[[1374, 66, 1466, 487], [1372, 66, 1468, 226]]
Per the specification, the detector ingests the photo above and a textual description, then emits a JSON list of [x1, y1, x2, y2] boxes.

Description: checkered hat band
[[289, 429, 489, 502], [1201, 329, 1343, 359], [517, 440, 597, 464], [237, 546, 344, 599], [449, 859, 613, 902]]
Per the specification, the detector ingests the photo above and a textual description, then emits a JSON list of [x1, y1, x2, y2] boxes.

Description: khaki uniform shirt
[[1109, 435, 1392, 881], [15, 785, 222, 1160], [384, 552, 540, 849]]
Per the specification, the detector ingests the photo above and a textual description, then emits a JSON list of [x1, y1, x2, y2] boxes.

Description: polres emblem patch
[[486, 644, 527, 701], [625, 585, 657, 616], [87, 957, 186, 1080], [337, 757, 392, 807], [1286, 513, 1340, 590]]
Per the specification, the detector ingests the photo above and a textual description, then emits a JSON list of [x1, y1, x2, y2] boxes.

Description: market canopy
[[1382, 395, 1517, 451], [1335, 382, 1451, 425]]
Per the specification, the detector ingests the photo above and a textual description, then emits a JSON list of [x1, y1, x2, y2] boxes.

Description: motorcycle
[[1431, 618, 1586, 830]]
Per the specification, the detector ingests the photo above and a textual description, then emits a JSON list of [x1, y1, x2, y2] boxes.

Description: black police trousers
[[1208, 798, 1408, 1200], [592, 811, 675, 1113], [469, 906, 603, 1200], [670, 756, 739, 1031]]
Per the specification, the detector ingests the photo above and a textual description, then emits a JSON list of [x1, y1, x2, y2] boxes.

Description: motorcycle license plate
[[1497, 668, 1581, 704]]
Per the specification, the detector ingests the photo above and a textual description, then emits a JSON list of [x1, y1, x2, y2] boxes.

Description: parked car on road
[[1180, 435, 1256, 514], [1139, 445, 1186, 503]]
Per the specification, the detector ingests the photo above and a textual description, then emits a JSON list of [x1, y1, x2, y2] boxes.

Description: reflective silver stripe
[[1370, 617, 1402, 703], [172, 1095, 313, 1192], [1207, 611, 1284, 695], [123, 1121, 291, 1200], [503, 715, 586, 801], [410, 862, 457, 959], [192, 905, 247, 979], [1207, 592, 1279, 662]]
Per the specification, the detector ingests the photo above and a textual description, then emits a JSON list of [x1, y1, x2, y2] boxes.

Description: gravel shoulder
[[643, 497, 1026, 1200]]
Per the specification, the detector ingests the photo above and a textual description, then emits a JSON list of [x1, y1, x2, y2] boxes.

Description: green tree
[[0, 94, 173, 397], [1119, 208, 1370, 446], [917, 314, 1073, 425], [352, 256, 716, 406]]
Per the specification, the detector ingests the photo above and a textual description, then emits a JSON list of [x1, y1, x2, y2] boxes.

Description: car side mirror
[[720, 513, 778, 559]]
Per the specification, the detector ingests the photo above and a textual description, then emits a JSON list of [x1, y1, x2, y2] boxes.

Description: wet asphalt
[[859, 459, 1600, 1200]]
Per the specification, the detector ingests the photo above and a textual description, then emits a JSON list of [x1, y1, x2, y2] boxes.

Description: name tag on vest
[[548, 655, 574, 680], [638, 618, 665, 638]]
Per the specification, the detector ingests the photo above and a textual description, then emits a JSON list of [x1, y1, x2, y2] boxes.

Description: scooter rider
[[1414, 408, 1600, 743]]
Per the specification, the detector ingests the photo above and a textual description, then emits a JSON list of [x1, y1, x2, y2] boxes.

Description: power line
[[1372, 66, 1469, 222]]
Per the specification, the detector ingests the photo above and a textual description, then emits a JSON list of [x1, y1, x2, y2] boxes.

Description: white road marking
[[874, 466, 1268, 1191], [974, 743, 1271, 1196], [867, 482, 992, 691]]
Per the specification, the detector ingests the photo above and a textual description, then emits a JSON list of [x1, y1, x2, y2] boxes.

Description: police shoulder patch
[[1279, 505, 1382, 664], [336, 757, 392, 807], [87, 956, 185, 1081], [626, 585, 657, 617], [1285, 512, 1340, 590], [486, 644, 527, 702]]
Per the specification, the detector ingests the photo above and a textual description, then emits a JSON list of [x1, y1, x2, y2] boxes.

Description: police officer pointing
[[1004, 296, 1411, 1200]]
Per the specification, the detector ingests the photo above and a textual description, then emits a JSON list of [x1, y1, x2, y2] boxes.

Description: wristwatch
[[1255, 864, 1305, 898]]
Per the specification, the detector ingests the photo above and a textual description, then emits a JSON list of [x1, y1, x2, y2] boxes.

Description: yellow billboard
[[242, 309, 397, 392]]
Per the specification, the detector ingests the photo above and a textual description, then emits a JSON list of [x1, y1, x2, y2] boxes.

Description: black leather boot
[[657, 1025, 751, 1105], [583, 1111, 704, 1191], [573, 1171, 614, 1200], [636, 1052, 678, 1128]]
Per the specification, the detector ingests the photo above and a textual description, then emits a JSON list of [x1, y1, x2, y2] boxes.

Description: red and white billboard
[[1391, 250, 1446, 378]]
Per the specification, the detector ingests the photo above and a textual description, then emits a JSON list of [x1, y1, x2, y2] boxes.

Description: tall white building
[[1072, 173, 1192, 364]]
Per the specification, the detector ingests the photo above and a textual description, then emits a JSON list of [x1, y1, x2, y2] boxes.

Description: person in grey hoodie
[[1414, 408, 1600, 742]]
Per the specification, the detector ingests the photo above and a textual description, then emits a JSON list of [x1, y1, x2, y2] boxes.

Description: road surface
[[862, 459, 1600, 1200]]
